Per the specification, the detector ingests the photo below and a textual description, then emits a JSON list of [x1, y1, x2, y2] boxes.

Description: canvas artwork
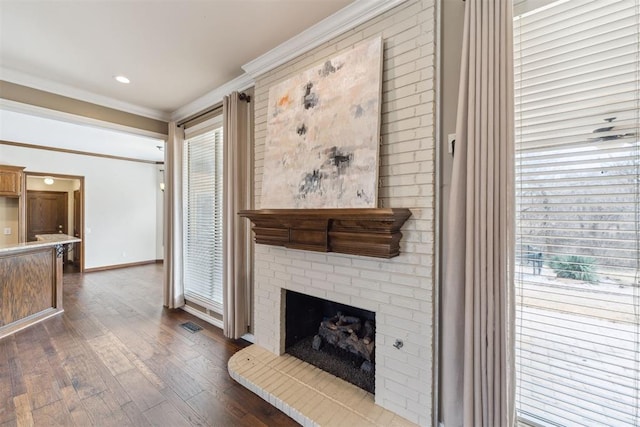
[[261, 37, 383, 209]]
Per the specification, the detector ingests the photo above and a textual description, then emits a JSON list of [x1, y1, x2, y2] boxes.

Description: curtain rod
[[177, 104, 222, 128], [177, 92, 251, 127]]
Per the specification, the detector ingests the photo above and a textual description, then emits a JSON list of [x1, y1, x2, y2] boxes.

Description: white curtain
[[441, 0, 516, 426], [223, 92, 252, 339], [163, 121, 185, 309]]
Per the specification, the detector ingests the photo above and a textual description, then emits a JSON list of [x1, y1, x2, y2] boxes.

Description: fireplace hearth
[[285, 290, 375, 393]]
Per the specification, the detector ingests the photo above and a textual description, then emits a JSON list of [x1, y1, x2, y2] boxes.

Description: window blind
[[514, 1, 639, 426], [183, 123, 224, 312]]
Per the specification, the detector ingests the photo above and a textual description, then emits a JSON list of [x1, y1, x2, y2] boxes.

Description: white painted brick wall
[[251, 1, 435, 425]]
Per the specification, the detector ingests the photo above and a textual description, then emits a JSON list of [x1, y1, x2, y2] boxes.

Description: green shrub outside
[[549, 255, 597, 282]]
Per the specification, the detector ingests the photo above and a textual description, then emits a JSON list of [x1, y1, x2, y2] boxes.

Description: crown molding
[[170, 72, 254, 122], [172, 0, 407, 121], [241, 0, 408, 79], [0, 67, 169, 121]]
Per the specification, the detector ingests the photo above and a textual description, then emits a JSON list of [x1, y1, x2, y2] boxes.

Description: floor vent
[[181, 321, 203, 333]]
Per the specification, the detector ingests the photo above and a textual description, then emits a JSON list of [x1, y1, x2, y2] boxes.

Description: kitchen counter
[[0, 234, 79, 254], [0, 236, 80, 339]]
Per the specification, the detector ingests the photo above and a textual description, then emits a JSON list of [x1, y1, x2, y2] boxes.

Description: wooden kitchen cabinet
[[0, 165, 25, 197]]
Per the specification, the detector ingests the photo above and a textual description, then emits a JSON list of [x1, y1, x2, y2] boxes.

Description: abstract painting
[[261, 37, 383, 209]]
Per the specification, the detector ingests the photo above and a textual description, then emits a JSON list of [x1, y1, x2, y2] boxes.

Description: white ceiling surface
[[0, 0, 355, 162], [0, 109, 165, 162], [0, 0, 353, 117]]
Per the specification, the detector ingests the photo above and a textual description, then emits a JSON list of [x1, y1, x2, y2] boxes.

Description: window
[[183, 120, 224, 312], [514, 1, 639, 425]]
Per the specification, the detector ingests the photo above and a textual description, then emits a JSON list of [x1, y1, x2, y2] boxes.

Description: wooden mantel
[[238, 208, 412, 258]]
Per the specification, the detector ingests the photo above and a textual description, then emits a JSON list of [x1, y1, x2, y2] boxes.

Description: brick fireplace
[[232, 0, 436, 425], [238, 237, 432, 425]]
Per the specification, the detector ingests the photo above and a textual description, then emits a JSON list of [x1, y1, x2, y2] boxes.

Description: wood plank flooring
[[0, 264, 299, 427]]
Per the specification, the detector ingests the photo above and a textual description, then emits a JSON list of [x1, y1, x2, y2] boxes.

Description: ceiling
[[0, 0, 353, 118], [0, 0, 355, 161]]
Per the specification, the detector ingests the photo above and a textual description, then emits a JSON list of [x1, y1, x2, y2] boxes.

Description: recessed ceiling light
[[114, 75, 130, 84], [44, 177, 54, 185]]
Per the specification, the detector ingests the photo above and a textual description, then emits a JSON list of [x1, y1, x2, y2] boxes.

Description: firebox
[[284, 290, 376, 393]]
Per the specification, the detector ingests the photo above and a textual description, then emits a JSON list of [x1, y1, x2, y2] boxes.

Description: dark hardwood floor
[[0, 264, 299, 427]]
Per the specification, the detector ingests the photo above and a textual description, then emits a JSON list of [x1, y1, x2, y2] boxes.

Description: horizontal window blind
[[514, 1, 639, 426], [183, 124, 224, 312]]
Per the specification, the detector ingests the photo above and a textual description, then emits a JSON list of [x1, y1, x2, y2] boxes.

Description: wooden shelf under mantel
[[238, 208, 412, 259]]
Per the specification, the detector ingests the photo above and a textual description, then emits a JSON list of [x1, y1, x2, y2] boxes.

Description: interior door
[[26, 191, 68, 242], [73, 190, 81, 265]]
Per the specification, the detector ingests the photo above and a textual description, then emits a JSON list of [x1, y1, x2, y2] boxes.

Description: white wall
[[0, 144, 161, 269]]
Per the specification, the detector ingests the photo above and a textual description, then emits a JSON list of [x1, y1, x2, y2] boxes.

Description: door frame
[[22, 172, 85, 273]]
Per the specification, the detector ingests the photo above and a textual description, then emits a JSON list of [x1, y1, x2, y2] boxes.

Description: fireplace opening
[[285, 290, 375, 393]]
